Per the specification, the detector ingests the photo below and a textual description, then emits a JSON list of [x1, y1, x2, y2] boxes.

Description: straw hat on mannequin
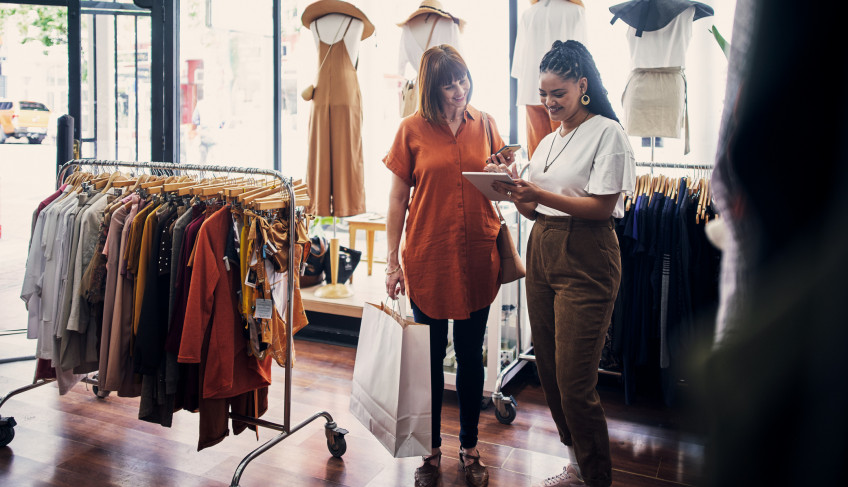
[[397, 0, 466, 33], [301, 0, 375, 40]]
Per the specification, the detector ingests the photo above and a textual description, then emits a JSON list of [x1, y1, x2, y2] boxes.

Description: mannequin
[[302, 0, 375, 298], [612, 0, 714, 155], [512, 0, 586, 158], [311, 13, 364, 67], [397, 0, 464, 118]]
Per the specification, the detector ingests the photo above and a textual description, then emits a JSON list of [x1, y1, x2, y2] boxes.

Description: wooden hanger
[[163, 176, 197, 192], [252, 193, 312, 210], [177, 177, 226, 196], [237, 182, 279, 203], [91, 172, 112, 190], [101, 171, 128, 194]]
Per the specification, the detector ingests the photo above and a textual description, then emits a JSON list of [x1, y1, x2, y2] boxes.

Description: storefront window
[[179, 0, 275, 168]]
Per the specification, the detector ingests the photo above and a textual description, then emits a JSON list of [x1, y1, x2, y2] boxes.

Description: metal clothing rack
[[635, 161, 715, 174], [489, 160, 715, 424], [0, 159, 347, 487]]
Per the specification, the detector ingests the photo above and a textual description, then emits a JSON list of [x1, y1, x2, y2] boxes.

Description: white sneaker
[[534, 464, 586, 487]]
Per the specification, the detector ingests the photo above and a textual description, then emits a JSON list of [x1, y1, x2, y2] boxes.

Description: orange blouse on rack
[[384, 105, 503, 320]]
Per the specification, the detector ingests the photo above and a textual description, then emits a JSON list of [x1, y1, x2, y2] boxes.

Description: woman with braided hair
[[489, 40, 635, 487]]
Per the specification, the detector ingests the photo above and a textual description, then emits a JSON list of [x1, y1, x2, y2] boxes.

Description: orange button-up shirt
[[384, 105, 504, 320]]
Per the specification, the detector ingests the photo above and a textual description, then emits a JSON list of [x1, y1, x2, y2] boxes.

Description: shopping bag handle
[[387, 294, 408, 321]]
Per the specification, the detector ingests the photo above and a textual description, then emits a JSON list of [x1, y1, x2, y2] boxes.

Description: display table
[[301, 261, 388, 318], [346, 215, 386, 281]]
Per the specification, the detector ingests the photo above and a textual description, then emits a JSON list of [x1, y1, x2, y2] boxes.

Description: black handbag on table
[[300, 237, 362, 286], [323, 245, 361, 285], [301, 236, 329, 287]]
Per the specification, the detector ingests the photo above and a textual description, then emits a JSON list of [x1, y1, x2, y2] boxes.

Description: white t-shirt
[[511, 0, 587, 106], [627, 7, 695, 69], [398, 15, 462, 77], [528, 115, 636, 218]]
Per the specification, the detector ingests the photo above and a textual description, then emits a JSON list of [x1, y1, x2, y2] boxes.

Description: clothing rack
[[0, 159, 347, 487], [490, 160, 714, 423], [635, 161, 714, 170]]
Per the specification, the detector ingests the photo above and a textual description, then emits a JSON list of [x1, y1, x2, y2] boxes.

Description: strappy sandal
[[459, 449, 489, 487], [415, 452, 441, 487]]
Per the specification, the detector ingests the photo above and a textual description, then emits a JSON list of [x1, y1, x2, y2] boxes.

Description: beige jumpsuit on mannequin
[[306, 14, 366, 218]]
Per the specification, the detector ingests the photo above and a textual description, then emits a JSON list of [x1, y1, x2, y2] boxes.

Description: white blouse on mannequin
[[398, 14, 462, 76], [311, 13, 364, 65], [626, 6, 695, 69], [512, 0, 587, 106]]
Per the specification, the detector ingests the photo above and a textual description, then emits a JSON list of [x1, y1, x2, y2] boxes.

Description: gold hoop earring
[[581, 93, 590, 106]]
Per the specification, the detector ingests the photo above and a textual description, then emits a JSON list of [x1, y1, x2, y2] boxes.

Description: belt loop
[[566, 216, 572, 231]]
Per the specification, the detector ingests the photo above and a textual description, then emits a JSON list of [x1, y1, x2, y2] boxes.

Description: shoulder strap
[[481, 111, 493, 155], [424, 17, 439, 50], [315, 18, 353, 76]]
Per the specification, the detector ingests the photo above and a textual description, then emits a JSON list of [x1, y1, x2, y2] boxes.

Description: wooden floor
[[0, 337, 704, 487]]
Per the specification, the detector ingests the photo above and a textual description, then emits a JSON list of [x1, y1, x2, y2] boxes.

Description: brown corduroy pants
[[525, 214, 621, 487]]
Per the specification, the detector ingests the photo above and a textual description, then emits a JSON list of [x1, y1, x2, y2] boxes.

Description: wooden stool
[[347, 215, 387, 281]]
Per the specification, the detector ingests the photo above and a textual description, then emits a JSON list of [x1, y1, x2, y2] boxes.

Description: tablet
[[462, 172, 517, 201]]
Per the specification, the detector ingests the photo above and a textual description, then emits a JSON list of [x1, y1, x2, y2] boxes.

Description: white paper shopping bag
[[349, 301, 431, 458]]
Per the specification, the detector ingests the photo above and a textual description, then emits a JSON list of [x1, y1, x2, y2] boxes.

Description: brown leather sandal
[[459, 449, 489, 487], [415, 452, 441, 487]]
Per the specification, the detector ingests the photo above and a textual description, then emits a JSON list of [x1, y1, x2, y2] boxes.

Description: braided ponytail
[[539, 40, 619, 123]]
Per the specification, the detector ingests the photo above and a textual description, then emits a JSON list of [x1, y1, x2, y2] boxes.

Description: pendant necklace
[[543, 111, 591, 173]]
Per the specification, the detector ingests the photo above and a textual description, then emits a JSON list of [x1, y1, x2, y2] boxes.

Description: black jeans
[[410, 299, 490, 450]]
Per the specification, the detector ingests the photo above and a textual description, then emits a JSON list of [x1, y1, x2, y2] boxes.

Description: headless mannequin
[[397, 13, 461, 117], [311, 13, 364, 66], [514, 0, 586, 158], [400, 13, 462, 76], [407, 14, 441, 56]]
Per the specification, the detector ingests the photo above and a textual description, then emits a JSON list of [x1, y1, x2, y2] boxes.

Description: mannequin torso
[[512, 0, 587, 106], [311, 13, 363, 65], [399, 13, 462, 76]]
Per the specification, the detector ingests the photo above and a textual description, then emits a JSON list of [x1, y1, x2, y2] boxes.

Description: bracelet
[[385, 265, 402, 275]]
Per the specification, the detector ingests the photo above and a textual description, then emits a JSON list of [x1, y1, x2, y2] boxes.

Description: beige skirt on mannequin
[[621, 67, 686, 139]]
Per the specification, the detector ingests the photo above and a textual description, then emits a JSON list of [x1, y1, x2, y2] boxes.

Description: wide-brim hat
[[610, 0, 714, 36], [531, 0, 584, 6], [397, 0, 467, 33], [302, 0, 375, 40]]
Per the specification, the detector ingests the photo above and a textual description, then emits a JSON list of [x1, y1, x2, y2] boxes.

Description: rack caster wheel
[[494, 396, 518, 425], [324, 421, 348, 458], [0, 417, 17, 447], [327, 435, 346, 458], [92, 386, 110, 399]]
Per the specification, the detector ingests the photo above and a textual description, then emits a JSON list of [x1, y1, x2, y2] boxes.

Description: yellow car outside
[[0, 99, 51, 144]]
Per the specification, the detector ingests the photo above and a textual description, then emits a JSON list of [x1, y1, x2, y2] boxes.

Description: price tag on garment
[[254, 299, 273, 320]]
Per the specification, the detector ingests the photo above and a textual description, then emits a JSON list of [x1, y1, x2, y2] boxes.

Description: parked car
[[0, 99, 51, 144]]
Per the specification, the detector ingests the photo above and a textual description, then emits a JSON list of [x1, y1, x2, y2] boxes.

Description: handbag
[[399, 79, 417, 118], [300, 236, 328, 287], [349, 300, 431, 457], [301, 18, 353, 101], [481, 111, 526, 284], [493, 204, 526, 284], [323, 245, 361, 285]]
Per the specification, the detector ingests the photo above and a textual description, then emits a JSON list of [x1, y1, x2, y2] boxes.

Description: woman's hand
[[492, 178, 541, 204], [386, 267, 406, 300], [485, 150, 517, 176]]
